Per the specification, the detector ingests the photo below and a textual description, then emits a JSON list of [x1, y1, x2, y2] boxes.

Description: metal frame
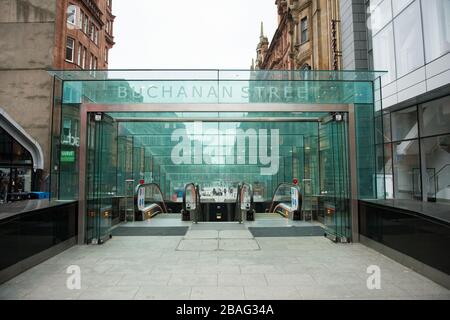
[[348, 104, 359, 242], [77, 103, 358, 244]]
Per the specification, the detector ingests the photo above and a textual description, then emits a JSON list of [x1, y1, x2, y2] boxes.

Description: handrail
[[135, 182, 168, 213], [182, 182, 201, 223], [431, 164, 450, 181], [268, 182, 302, 214]]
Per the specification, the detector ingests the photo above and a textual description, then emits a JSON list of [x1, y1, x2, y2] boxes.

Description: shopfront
[[47, 70, 385, 244]]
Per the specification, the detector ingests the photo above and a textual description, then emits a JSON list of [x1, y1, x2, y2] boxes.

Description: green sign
[[61, 150, 75, 163]]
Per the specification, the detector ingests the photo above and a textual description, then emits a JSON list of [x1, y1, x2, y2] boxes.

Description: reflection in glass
[[384, 143, 394, 199], [394, 1, 425, 77], [421, 135, 450, 203], [420, 95, 450, 138], [392, 0, 414, 16], [370, 0, 393, 34], [393, 139, 421, 200], [373, 23, 396, 84], [422, 0, 450, 63], [391, 106, 418, 142], [383, 113, 391, 143]]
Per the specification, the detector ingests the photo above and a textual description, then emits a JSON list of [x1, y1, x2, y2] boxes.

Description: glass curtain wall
[[370, 0, 450, 86], [379, 95, 450, 203]]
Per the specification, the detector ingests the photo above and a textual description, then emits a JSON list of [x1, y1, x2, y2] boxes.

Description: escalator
[[266, 183, 303, 221], [134, 182, 169, 220]]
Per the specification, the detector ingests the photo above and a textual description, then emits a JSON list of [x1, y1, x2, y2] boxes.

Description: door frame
[[77, 103, 358, 244]]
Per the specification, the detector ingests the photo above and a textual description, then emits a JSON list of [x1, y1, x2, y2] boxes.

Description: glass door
[[86, 113, 117, 244], [319, 114, 351, 241]]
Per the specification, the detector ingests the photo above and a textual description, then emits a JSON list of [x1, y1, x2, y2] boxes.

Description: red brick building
[[54, 0, 115, 70], [254, 0, 341, 71]]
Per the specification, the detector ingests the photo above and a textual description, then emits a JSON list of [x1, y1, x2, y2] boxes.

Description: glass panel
[[373, 23, 396, 84], [393, 139, 421, 200], [52, 70, 384, 106], [392, 0, 414, 16], [391, 106, 418, 141], [59, 104, 80, 200], [0, 168, 10, 203], [86, 114, 117, 244], [383, 113, 392, 143], [384, 143, 394, 199], [421, 0, 450, 63], [394, 1, 425, 77], [370, 0, 393, 34], [355, 104, 377, 199], [421, 135, 450, 203], [420, 95, 450, 137], [319, 116, 350, 240]]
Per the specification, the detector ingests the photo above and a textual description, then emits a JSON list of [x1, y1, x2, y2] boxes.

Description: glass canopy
[[49, 69, 385, 105], [49, 69, 386, 243]]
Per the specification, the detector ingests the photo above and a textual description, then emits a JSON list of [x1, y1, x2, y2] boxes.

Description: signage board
[[291, 187, 299, 211], [61, 150, 75, 163], [137, 187, 146, 211]]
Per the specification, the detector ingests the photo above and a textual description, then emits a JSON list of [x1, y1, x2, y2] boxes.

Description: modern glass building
[[368, 0, 450, 204]]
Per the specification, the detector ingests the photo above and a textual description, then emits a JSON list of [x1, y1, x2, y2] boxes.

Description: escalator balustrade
[[134, 183, 169, 221], [267, 183, 303, 220]]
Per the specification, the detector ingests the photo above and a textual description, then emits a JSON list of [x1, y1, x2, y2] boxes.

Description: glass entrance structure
[[48, 70, 385, 244]]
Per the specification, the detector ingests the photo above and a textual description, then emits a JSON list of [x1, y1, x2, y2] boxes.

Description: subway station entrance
[[49, 70, 385, 245]]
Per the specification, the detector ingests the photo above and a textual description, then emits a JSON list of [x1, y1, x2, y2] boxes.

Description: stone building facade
[[254, 0, 341, 71], [0, 0, 115, 194]]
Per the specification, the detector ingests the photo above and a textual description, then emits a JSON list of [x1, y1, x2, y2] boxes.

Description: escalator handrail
[[268, 182, 302, 214], [182, 182, 201, 223], [135, 182, 169, 213]]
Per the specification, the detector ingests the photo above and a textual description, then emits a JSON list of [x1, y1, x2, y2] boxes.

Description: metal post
[[348, 104, 359, 243], [77, 105, 87, 244]]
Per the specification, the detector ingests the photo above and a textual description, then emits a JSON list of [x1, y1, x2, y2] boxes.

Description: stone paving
[[0, 223, 449, 300]]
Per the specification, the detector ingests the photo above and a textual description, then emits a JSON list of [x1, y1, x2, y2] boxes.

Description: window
[[83, 14, 89, 34], [392, 0, 414, 16], [94, 27, 99, 45], [421, 135, 450, 203], [391, 106, 418, 142], [81, 46, 86, 69], [67, 4, 77, 25], [370, 0, 392, 34], [89, 23, 95, 41], [420, 95, 450, 137], [77, 42, 82, 66], [93, 57, 98, 70], [394, 0, 425, 77], [421, 0, 450, 63], [373, 23, 396, 84], [105, 47, 109, 63], [393, 139, 421, 200], [300, 17, 308, 44], [106, 20, 111, 35], [65, 37, 75, 62], [89, 53, 94, 69]]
